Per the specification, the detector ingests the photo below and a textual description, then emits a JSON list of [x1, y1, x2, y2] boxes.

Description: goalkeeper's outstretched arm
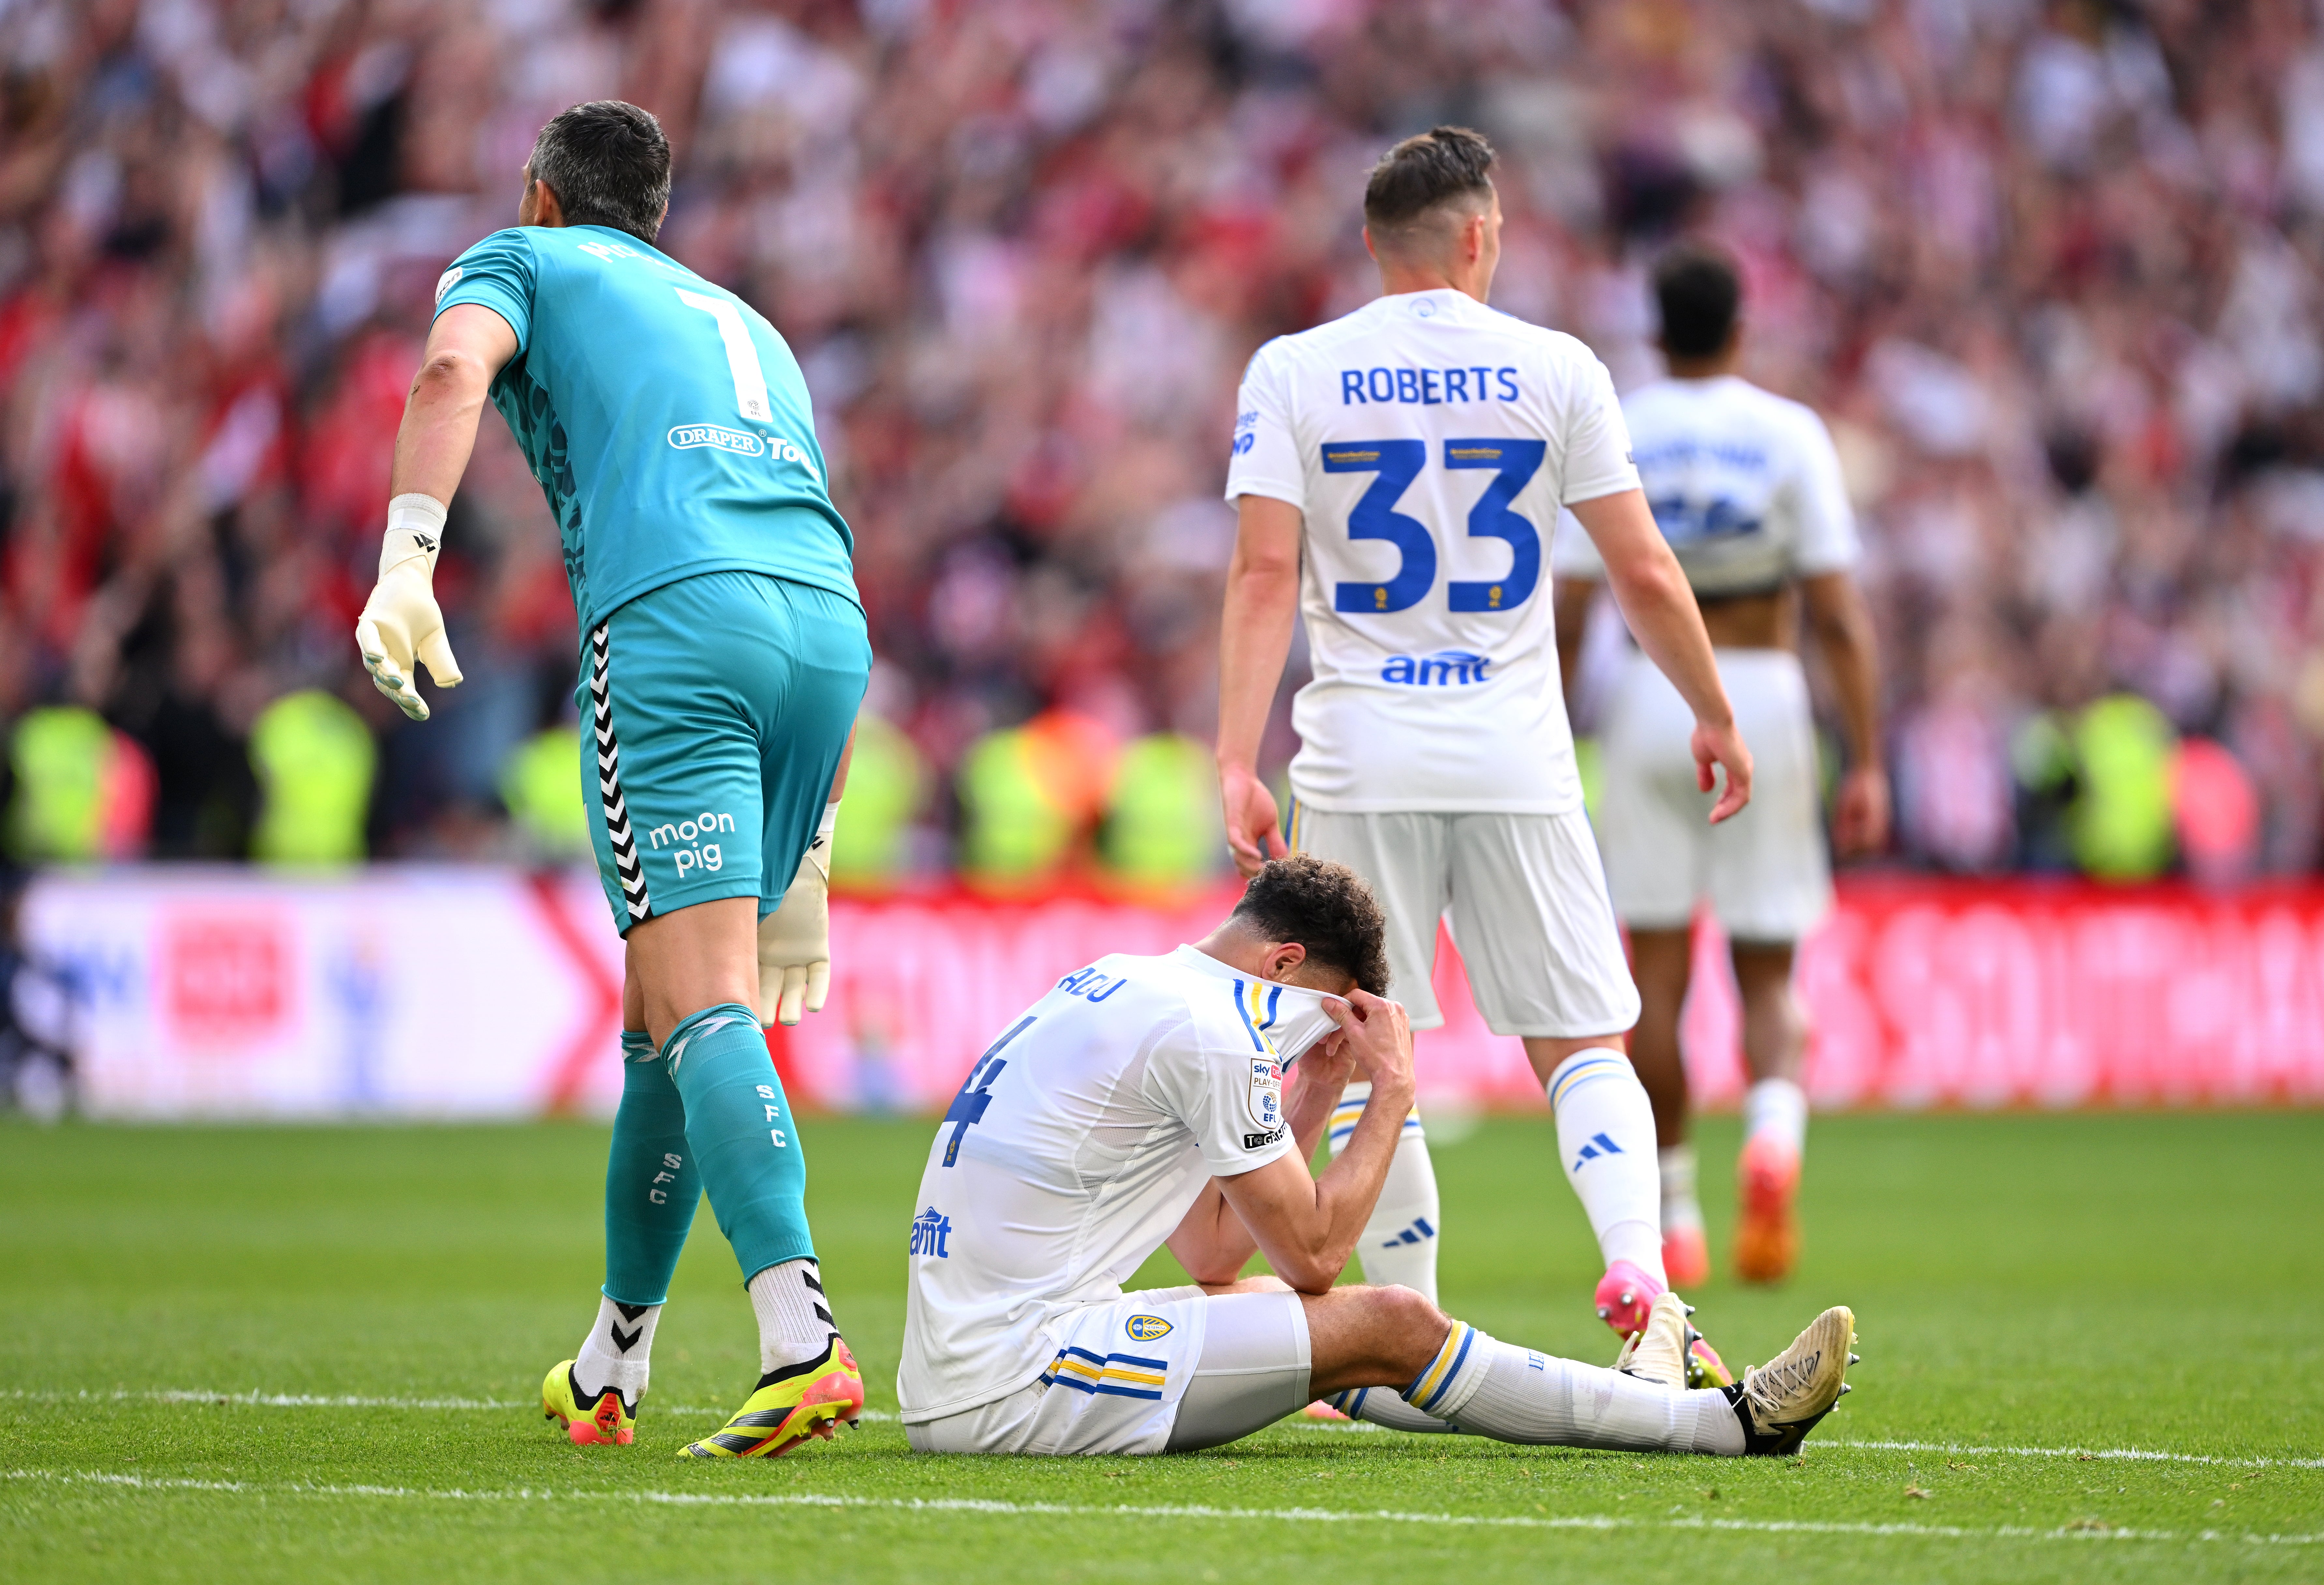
[[355, 305, 518, 721]]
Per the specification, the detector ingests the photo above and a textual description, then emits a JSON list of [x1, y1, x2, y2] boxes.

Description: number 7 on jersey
[[674, 288, 773, 425]]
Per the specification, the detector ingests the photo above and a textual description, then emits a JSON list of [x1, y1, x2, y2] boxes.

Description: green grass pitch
[[5, 1109, 2320, 1583]]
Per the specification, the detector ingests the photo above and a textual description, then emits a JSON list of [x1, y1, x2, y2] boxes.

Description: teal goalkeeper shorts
[[578, 571, 870, 933]]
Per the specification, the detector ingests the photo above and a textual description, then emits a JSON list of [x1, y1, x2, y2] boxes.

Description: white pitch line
[[1824, 1438, 2324, 1472], [7, 1391, 2319, 1471], [0, 1389, 897, 1422], [3, 1468, 2317, 1549]]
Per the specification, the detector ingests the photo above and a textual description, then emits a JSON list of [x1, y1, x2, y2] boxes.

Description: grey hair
[[526, 100, 672, 245]]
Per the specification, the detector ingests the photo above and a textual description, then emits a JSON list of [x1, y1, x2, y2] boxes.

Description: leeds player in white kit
[[897, 855, 1856, 1458], [1553, 244, 1887, 1288], [1215, 127, 1753, 1342]]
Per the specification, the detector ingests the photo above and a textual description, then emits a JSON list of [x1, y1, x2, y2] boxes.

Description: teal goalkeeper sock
[[603, 1031, 700, 1306], [661, 1004, 816, 1284]]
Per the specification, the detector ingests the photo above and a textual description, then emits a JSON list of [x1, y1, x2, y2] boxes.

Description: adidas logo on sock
[[1380, 1217, 1437, 1248], [1572, 1131, 1624, 1172]]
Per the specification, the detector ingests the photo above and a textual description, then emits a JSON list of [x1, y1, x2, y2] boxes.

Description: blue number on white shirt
[[1648, 495, 1762, 546], [1325, 439, 1434, 613], [1325, 439, 1545, 613], [1444, 438, 1545, 612], [941, 1016, 1034, 1167]]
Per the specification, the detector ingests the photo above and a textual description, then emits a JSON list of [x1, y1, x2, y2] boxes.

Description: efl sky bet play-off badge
[[1247, 1057, 1282, 1133]]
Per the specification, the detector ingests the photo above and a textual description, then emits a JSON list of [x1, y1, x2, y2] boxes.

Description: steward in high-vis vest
[[6, 707, 153, 862], [249, 690, 376, 866], [827, 712, 924, 889], [1099, 732, 1226, 893], [502, 724, 591, 859]]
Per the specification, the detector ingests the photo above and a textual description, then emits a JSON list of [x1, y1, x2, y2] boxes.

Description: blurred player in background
[[1553, 244, 1886, 1287], [1216, 127, 1751, 1343], [355, 101, 871, 1457]]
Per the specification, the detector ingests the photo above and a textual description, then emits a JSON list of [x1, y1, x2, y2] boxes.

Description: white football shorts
[[1597, 647, 1831, 942], [1287, 801, 1641, 1040], [904, 1286, 1312, 1456]]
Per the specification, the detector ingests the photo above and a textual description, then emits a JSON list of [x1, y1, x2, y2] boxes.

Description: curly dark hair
[[1230, 855, 1391, 997], [1363, 124, 1496, 235]]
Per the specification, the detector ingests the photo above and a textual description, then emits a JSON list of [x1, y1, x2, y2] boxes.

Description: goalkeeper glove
[[758, 800, 839, 1028], [355, 494, 462, 721]]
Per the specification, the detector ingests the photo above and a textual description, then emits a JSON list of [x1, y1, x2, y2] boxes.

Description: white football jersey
[[1225, 287, 1640, 814], [897, 945, 1337, 1423], [1551, 375, 1859, 597]]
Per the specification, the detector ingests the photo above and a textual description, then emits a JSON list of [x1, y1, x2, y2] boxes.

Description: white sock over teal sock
[[1331, 1081, 1440, 1302], [1402, 1319, 1743, 1454], [1547, 1049, 1664, 1281], [1659, 1143, 1703, 1236], [746, 1257, 836, 1378], [574, 1295, 661, 1404], [1743, 1077, 1808, 1154]]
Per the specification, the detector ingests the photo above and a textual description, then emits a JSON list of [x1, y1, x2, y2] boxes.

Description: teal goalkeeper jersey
[[432, 224, 858, 632]]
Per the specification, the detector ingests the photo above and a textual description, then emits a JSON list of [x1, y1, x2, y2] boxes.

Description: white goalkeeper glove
[[758, 800, 839, 1028], [355, 494, 462, 721]]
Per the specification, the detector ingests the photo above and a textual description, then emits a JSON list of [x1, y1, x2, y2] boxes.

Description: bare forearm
[[1167, 1183, 1257, 1284], [1609, 554, 1731, 726], [1216, 560, 1298, 772], [1176, 1060, 1345, 1282], [1571, 491, 1731, 728], [1808, 579, 1881, 767], [1283, 1055, 1347, 1161], [1290, 1088, 1410, 1290], [388, 354, 495, 506], [1553, 579, 1598, 720]]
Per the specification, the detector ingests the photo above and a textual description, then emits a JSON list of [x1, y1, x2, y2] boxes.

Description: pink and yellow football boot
[[1593, 1258, 1665, 1338], [543, 1360, 635, 1446]]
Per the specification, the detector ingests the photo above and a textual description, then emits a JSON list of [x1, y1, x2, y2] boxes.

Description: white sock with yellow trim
[[1547, 1049, 1665, 1282], [1331, 1081, 1440, 1302], [1400, 1319, 1743, 1454]]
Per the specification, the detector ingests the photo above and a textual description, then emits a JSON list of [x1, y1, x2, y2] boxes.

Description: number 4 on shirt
[[940, 1015, 1034, 1167], [1324, 437, 1546, 614]]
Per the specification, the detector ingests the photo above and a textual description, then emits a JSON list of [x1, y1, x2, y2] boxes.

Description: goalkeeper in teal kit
[[356, 101, 867, 1458]]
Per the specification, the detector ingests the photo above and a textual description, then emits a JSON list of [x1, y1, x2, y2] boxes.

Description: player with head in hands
[[1552, 243, 1887, 1286], [897, 855, 1855, 1458], [1215, 126, 1751, 1345], [356, 100, 869, 1458]]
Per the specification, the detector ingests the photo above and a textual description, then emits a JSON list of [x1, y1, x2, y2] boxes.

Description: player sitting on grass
[[898, 855, 1855, 1457], [357, 100, 870, 1459]]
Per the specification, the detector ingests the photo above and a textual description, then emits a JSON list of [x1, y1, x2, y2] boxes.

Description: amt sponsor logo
[[1381, 650, 1491, 686], [648, 809, 737, 876], [668, 424, 765, 456], [910, 1205, 953, 1258]]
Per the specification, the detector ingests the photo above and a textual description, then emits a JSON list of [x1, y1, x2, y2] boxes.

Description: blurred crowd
[[5, 0, 2324, 887]]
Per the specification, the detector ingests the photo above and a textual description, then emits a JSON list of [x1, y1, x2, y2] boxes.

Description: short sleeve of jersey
[[1786, 409, 1861, 575], [433, 228, 537, 351], [1550, 506, 1607, 579], [1223, 341, 1305, 510], [1142, 1007, 1301, 1179], [1559, 354, 1640, 506]]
